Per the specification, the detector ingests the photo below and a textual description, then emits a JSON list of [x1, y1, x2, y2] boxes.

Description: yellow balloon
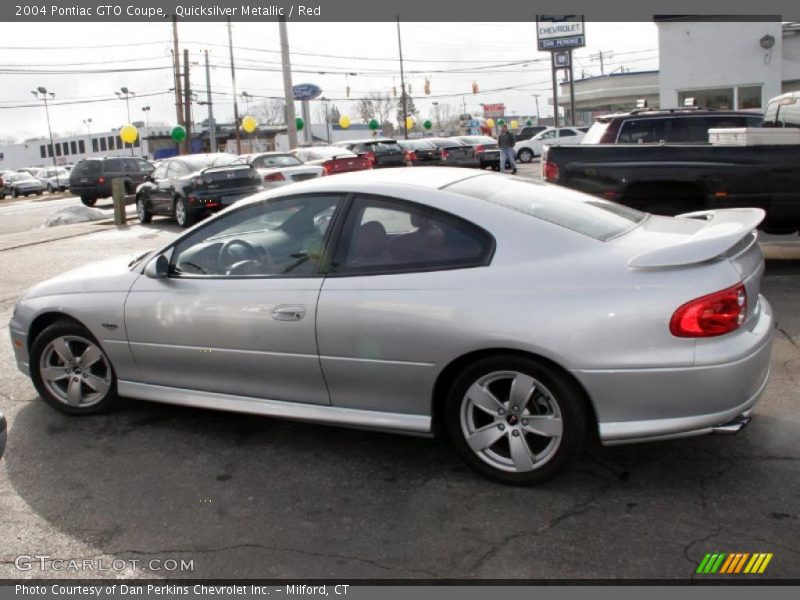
[[242, 115, 258, 134], [405, 116, 415, 130], [119, 124, 138, 144], [339, 115, 351, 129], [510, 120, 519, 130], [486, 118, 495, 128]]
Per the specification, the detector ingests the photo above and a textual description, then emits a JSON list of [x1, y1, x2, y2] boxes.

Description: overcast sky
[[0, 21, 658, 141]]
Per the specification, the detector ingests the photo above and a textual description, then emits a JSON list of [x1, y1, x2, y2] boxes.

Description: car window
[[538, 130, 556, 140], [72, 161, 101, 176], [250, 154, 303, 168], [171, 194, 343, 278], [581, 121, 610, 144], [447, 175, 646, 241], [104, 159, 124, 172], [151, 163, 168, 180], [166, 162, 183, 179], [559, 129, 577, 137], [333, 195, 494, 275], [617, 118, 673, 143], [135, 158, 154, 172]]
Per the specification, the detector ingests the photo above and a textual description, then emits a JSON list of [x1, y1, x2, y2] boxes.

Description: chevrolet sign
[[536, 15, 586, 51]]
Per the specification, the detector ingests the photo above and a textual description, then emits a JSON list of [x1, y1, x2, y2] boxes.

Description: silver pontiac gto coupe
[[9, 168, 774, 484]]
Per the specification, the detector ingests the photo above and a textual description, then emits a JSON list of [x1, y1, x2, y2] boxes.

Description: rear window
[[184, 154, 242, 170], [580, 122, 610, 144], [72, 161, 101, 176], [447, 175, 646, 241], [305, 147, 356, 159], [365, 141, 401, 153], [250, 154, 302, 168]]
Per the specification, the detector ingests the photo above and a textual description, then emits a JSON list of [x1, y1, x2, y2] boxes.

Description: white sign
[[536, 15, 585, 51], [537, 21, 584, 40]]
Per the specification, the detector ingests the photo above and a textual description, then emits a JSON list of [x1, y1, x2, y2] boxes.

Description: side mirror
[[144, 254, 169, 279]]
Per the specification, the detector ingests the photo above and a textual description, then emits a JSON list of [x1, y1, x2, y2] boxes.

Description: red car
[[292, 146, 372, 176]]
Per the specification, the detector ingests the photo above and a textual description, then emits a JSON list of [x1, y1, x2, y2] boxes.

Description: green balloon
[[497, 118, 506, 126], [525, 118, 533, 126], [423, 119, 432, 130], [368, 118, 379, 130], [170, 125, 186, 143], [295, 117, 305, 131]]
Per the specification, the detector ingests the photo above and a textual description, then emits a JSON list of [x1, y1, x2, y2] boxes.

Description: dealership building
[[558, 20, 800, 123]]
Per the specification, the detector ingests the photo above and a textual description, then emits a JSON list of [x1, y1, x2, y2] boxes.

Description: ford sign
[[293, 84, 322, 101]]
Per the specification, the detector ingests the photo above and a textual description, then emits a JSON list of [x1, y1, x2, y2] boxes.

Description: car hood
[[22, 254, 142, 300]]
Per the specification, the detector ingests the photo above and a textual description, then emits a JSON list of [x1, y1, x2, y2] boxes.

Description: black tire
[[517, 148, 534, 163], [174, 196, 195, 228], [445, 354, 588, 485], [35, 191, 42, 196], [136, 196, 152, 224], [29, 320, 119, 416], [81, 196, 97, 207]]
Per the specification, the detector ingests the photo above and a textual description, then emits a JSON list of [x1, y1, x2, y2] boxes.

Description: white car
[[36, 167, 70, 193], [242, 152, 324, 188], [514, 127, 586, 163]]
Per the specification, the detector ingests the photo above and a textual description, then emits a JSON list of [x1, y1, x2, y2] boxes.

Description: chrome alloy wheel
[[460, 370, 563, 473], [39, 335, 112, 408]]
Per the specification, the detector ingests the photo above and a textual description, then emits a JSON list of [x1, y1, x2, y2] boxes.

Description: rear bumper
[[574, 295, 775, 445]]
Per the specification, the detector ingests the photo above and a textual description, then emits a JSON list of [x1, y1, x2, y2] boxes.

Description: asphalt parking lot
[[0, 186, 798, 580]]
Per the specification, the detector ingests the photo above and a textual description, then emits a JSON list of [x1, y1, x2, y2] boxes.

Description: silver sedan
[[9, 168, 775, 484]]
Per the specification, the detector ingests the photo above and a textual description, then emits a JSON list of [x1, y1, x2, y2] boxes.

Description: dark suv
[[69, 156, 154, 206], [582, 108, 763, 144]]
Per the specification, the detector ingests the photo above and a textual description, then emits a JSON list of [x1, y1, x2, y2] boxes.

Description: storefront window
[[738, 86, 762, 109], [678, 88, 734, 109]]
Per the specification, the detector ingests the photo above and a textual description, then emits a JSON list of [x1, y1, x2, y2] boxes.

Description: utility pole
[[32, 87, 59, 184], [279, 16, 298, 149], [228, 17, 242, 154], [533, 94, 541, 123], [183, 48, 192, 155], [172, 15, 184, 128], [204, 49, 217, 152], [568, 52, 576, 126], [396, 16, 408, 140], [590, 50, 612, 76], [83, 118, 92, 156], [551, 57, 559, 129]]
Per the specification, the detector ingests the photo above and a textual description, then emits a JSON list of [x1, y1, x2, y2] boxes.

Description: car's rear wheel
[[81, 196, 97, 207], [517, 148, 534, 163], [445, 355, 587, 485], [174, 196, 194, 228], [136, 196, 152, 224], [30, 321, 118, 415]]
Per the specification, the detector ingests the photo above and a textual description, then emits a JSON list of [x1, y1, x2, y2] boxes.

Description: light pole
[[141, 106, 150, 157], [320, 97, 331, 143], [533, 94, 541, 124], [432, 101, 441, 131], [115, 87, 135, 155], [82, 118, 92, 156], [31, 87, 60, 188]]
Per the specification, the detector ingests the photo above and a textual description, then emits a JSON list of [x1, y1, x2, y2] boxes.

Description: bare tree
[[252, 99, 287, 125], [357, 91, 394, 126]]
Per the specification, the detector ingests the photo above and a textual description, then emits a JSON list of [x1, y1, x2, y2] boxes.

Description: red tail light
[[97, 176, 106, 184], [405, 150, 417, 163], [441, 149, 449, 159], [670, 283, 747, 337], [364, 151, 377, 165], [264, 172, 286, 182], [543, 161, 559, 182], [322, 161, 334, 175], [475, 144, 484, 153]]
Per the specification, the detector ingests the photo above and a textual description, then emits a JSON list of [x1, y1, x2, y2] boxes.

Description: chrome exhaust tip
[[712, 413, 752, 435]]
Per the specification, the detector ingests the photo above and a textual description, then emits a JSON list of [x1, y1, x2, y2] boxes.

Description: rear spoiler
[[628, 208, 765, 268], [201, 163, 252, 174]]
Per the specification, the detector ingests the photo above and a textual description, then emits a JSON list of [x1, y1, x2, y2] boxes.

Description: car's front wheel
[[517, 148, 534, 163], [30, 321, 119, 415], [445, 355, 587, 485], [136, 196, 152, 224]]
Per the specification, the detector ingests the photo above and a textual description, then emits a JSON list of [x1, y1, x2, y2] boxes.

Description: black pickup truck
[[542, 94, 800, 234]]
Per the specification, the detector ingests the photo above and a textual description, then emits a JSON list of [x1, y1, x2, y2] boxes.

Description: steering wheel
[[218, 239, 265, 274]]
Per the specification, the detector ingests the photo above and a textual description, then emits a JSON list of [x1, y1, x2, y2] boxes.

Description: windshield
[[447, 175, 646, 241]]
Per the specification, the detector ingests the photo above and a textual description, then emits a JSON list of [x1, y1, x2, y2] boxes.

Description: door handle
[[271, 305, 306, 321]]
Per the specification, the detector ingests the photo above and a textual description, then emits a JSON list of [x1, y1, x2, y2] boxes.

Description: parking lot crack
[[469, 496, 598, 574], [777, 326, 799, 348]]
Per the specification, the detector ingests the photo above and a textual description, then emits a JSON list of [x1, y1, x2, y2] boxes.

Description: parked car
[[37, 167, 70, 193], [291, 146, 372, 175], [422, 138, 480, 168], [10, 168, 774, 485], [241, 152, 324, 187], [581, 108, 763, 145], [396, 139, 442, 166], [333, 138, 406, 168], [762, 91, 800, 127], [135, 153, 263, 228], [514, 127, 586, 163], [0, 170, 13, 199], [2, 172, 44, 198], [515, 125, 551, 142], [453, 135, 501, 170], [0, 410, 5, 460], [16, 167, 41, 177], [69, 157, 154, 207]]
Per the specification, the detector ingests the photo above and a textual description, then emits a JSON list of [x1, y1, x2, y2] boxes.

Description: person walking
[[497, 124, 517, 174]]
